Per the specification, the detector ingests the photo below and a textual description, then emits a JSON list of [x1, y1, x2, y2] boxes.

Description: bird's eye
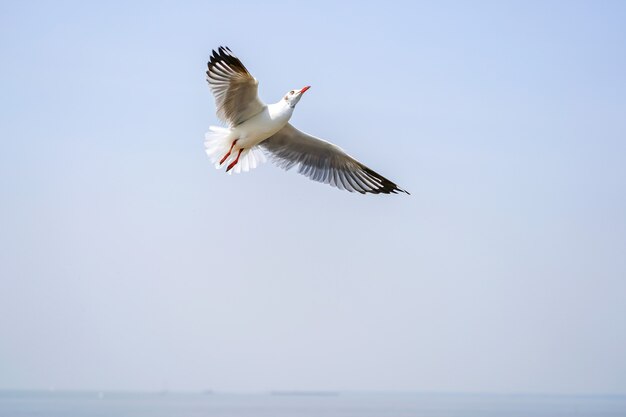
[[289, 90, 294, 95]]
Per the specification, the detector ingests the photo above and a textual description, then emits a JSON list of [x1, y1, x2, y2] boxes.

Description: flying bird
[[204, 46, 409, 194]]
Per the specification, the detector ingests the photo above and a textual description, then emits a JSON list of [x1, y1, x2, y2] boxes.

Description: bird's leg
[[226, 149, 244, 172], [219, 139, 238, 166]]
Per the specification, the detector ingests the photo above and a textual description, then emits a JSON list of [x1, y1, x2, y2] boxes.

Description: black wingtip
[[359, 165, 410, 196], [206, 46, 250, 75]]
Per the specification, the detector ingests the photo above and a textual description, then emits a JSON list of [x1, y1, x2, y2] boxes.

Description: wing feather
[[261, 124, 409, 195], [206, 46, 265, 126]]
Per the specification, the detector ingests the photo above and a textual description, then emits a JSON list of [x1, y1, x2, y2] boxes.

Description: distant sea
[[1, 390, 625, 417]]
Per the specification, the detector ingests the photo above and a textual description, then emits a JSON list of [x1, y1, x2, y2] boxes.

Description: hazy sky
[[1, 0, 625, 395]]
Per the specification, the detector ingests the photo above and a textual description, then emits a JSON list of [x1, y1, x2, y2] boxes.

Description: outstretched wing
[[261, 124, 409, 195], [206, 46, 265, 126]]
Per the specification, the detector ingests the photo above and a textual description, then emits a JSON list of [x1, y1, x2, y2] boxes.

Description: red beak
[[300, 86, 311, 94]]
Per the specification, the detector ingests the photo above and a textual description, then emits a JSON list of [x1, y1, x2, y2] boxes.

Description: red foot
[[226, 149, 243, 172], [219, 139, 238, 165]]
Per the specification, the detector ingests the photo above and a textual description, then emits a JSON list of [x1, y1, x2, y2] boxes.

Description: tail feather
[[204, 126, 231, 166], [204, 126, 266, 174], [229, 148, 267, 175]]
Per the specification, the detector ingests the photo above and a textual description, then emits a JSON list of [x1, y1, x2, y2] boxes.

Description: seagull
[[204, 46, 409, 195]]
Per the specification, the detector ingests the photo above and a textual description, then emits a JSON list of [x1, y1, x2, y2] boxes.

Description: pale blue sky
[[1, 0, 625, 394]]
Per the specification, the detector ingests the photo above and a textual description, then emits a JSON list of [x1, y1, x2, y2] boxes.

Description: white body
[[204, 101, 294, 174], [229, 101, 293, 149]]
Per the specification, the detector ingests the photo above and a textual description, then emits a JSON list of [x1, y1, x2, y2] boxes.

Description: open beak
[[300, 86, 311, 94]]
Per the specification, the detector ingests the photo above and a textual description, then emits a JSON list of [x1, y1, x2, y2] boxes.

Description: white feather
[[204, 126, 266, 174]]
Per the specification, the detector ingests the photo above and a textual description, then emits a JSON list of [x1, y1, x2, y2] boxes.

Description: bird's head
[[283, 86, 310, 108]]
